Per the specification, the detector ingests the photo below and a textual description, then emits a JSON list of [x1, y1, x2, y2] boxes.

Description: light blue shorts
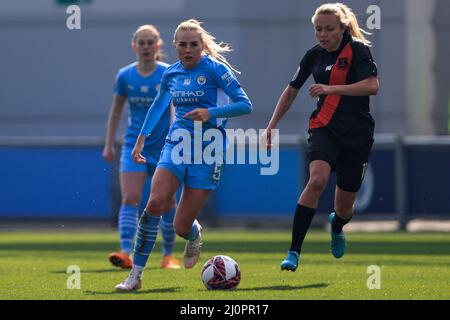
[[119, 146, 160, 176], [156, 142, 225, 190]]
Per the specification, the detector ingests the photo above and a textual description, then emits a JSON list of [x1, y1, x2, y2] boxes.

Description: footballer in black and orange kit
[[263, 2, 379, 272]]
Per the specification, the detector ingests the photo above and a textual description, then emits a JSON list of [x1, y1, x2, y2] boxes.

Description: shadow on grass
[[300, 259, 450, 267], [83, 287, 181, 295], [234, 283, 328, 292], [49, 266, 160, 274], [1, 240, 450, 256], [50, 268, 124, 274]]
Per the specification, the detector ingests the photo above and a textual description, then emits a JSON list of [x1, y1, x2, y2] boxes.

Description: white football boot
[[183, 222, 203, 269], [115, 269, 142, 291]]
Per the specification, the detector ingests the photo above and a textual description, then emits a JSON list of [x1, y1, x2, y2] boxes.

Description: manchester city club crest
[[197, 75, 206, 85]]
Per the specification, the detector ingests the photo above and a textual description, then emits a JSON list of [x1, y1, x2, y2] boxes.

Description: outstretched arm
[[132, 87, 172, 164], [262, 85, 299, 149], [267, 85, 300, 129]]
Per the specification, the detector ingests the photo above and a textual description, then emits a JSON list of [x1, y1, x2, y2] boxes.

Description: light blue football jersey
[[140, 55, 252, 140], [114, 61, 170, 152]]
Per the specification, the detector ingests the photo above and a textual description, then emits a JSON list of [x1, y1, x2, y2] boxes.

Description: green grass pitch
[[0, 230, 449, 300]]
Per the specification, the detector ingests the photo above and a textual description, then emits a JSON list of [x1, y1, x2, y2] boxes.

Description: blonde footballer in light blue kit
[[115, 19, 252, 291]]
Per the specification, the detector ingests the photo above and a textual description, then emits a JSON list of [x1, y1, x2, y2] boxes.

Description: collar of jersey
[[320, 31, 352, 54]]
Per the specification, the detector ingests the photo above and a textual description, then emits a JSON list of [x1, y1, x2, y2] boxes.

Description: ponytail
[[336, 3, 371, 46]]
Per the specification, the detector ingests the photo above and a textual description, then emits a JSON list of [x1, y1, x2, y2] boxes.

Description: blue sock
[[182, 219, 200, 241], [133, 211, 160, 268], [160, 207, 176, 257], [118, 204, 138, 255]]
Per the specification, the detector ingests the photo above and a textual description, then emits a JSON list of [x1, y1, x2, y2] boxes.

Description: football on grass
[[201, 255, 241, 290]]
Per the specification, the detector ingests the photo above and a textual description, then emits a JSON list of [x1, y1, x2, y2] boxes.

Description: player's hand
[[183, 108, 210, 122], [102, 145, 115, 162], [261, 126, 275, 150], [309, 84, 333, 98], [131, 136, 146, 164]]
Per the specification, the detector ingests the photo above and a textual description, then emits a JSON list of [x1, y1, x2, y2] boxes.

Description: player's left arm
[[183, 64, 253, 122], [310, 76, 379, 97], [207, 86, 253, 119], [310, 43, 379, 97]]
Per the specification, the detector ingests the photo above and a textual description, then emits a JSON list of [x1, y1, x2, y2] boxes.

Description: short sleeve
[[289, 48, 316, 89], [113, 70, 126, 96], [352, 42, 378, 82]]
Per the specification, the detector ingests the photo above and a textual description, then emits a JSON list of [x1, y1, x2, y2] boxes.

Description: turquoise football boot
[[280, 250, 300, 271], [329, 212, 346, 259]]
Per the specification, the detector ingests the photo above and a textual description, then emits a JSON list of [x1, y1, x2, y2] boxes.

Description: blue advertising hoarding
[[0, 146, 113, 218], [1, 139, 449, 220]]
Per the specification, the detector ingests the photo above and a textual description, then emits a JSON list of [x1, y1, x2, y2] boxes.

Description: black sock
[[332, 212, 352, 234], [288, 204, 316, 254]]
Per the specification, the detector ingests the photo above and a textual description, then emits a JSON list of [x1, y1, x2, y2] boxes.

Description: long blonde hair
[[312, 2, 371, 46], [132, 24, 164, 61], [174, 19, 240, 74]]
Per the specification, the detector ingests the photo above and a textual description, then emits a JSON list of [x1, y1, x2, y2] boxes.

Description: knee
[[122, 193, 141, 206], [334, 203, 354, 219], [164, 197, 176, 212], [173, 220, 190, 237], [146, 197, 165, 216], [307, 174, 328, 193]]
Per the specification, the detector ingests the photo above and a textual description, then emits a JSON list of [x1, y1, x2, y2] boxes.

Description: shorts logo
[[197, 76, 206, 85], [183, 78, 191, 86], [337, 57, 348, 70]]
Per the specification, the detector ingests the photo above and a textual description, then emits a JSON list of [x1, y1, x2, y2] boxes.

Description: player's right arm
[[263, 85, 299, 149], [263, 49, 315, 149], [103, 94, 127, 162], [132, 73, 172, 164]]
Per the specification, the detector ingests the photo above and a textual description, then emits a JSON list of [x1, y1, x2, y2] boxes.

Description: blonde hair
[[312, 2, 371, 46], [174, 19, 240, 74], [132, 24, 164, 61]]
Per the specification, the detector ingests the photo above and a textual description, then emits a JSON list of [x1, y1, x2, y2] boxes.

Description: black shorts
[[306, 128, 373, 192]]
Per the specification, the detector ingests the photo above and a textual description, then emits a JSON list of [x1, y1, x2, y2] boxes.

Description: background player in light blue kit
[[115, 19, 253, 291], [103, 25, 180, 270]]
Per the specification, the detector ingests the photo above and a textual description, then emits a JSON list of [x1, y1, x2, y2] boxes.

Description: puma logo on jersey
[[325, 64, 333, 71]]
